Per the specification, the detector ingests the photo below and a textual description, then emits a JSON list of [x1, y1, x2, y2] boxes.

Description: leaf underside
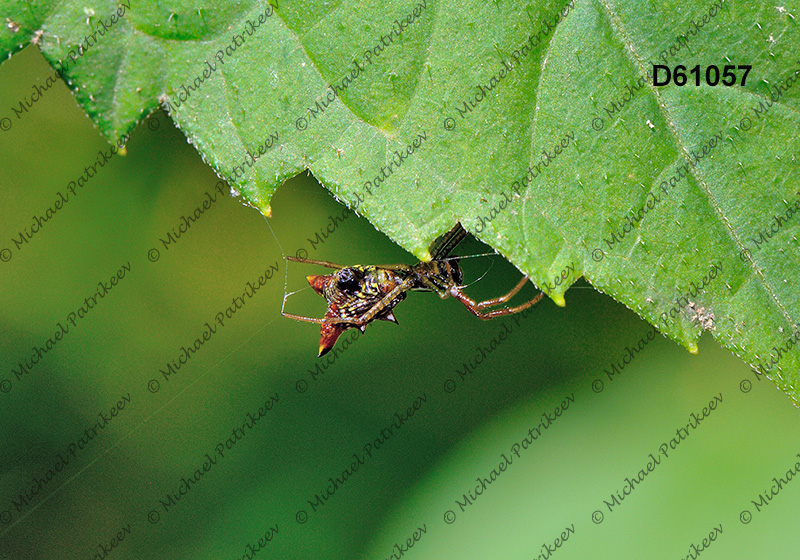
[[2, 0, 799, 403]]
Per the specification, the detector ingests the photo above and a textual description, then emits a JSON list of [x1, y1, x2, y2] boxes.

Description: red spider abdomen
[[306, 274, 329, 295]]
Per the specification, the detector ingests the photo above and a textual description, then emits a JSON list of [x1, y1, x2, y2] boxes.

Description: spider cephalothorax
[[283, 223, 543, 356]]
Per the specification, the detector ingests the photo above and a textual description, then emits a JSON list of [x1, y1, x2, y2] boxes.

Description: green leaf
[[2, 0, 799, 402]]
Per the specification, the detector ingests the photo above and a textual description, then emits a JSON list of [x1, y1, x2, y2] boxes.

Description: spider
[[282, 223, 544, 356]]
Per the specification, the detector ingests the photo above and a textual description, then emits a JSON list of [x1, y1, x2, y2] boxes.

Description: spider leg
[[449, 279, 544, 320], [281, 311, 365, 326], [471, 276, 530, 310], [356, 278, 414, 323], [280, 312, 329, 325], [285, 255, 348, 269], [374, 263, 415, 273]]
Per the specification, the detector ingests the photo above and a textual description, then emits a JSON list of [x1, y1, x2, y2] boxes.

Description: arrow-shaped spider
[[282, 223, 544, 356]]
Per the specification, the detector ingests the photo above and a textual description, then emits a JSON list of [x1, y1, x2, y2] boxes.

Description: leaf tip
[[259, 204, 272, 218], [552, 294, 566, 308]]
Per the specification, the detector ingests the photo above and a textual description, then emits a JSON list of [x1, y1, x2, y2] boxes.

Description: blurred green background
[[1, 47, 799, 560]]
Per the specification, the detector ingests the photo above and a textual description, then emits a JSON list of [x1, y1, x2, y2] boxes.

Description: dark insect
[[283, 223, 544, 356]]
